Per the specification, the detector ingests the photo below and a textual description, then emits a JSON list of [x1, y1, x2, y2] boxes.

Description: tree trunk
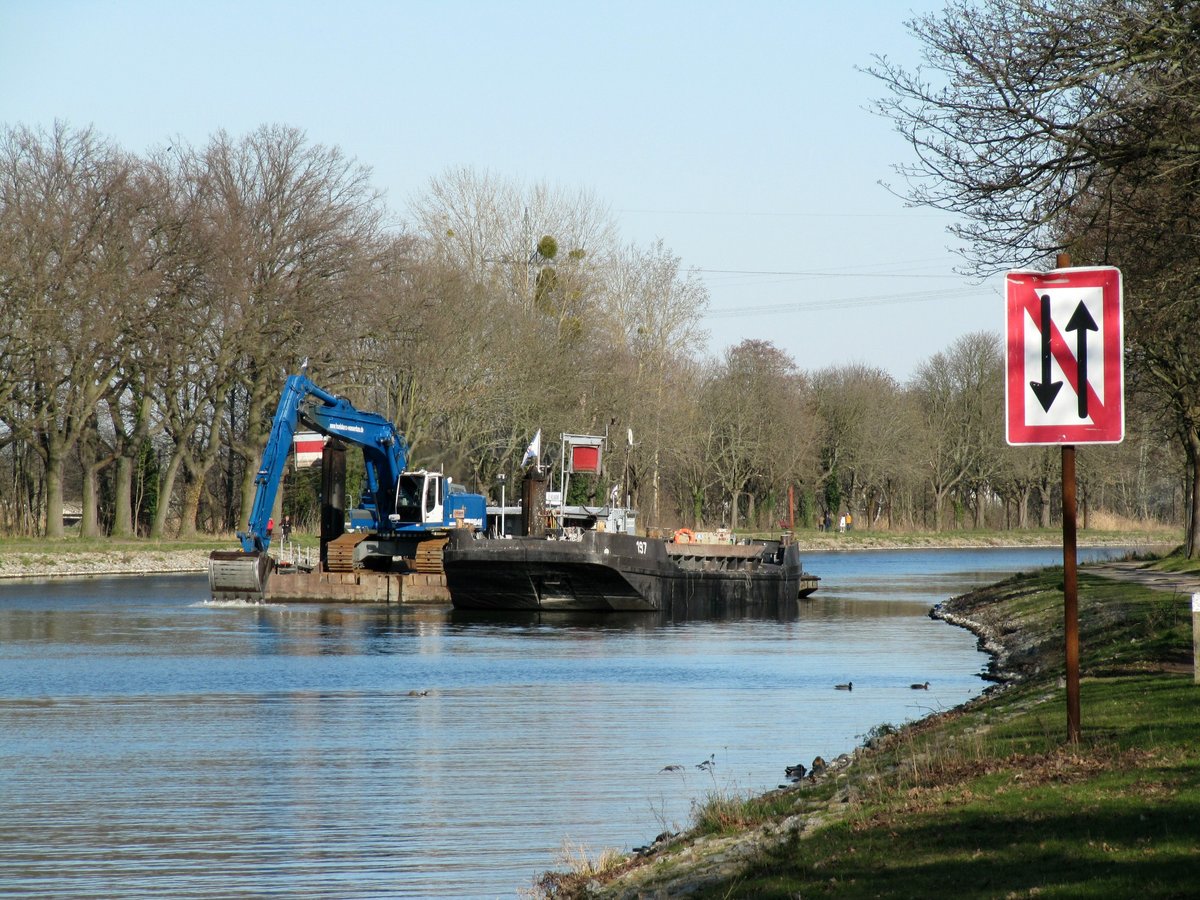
[[1186, 428, 1200, 558], [151, 450, 184, 538], [111, 456, 135, 538], [652, 447, 661, 527], [1037, 480, 1052, 528], [79, 462, 100, 538], [178, 472, 203, 539], [932, 485, 949, 531], [44, 452, 65, 538]]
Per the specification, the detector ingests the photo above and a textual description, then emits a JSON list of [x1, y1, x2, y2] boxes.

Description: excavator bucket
[[208, 551, 274, 602]]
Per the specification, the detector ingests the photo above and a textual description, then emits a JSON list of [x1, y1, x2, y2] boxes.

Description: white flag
[[521, 429, 542, 467]]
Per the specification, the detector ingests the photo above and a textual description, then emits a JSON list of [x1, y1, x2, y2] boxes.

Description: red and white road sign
[[1005, 266, 1123, 445]]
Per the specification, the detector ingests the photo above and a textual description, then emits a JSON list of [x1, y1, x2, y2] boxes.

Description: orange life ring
[[674, 528, 695, 544]]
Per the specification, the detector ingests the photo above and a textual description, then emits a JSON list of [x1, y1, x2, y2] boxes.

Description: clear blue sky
[[0, 0, 1002, 381]]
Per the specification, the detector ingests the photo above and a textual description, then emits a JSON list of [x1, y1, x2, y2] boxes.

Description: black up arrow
[[1065, 300, 1098, 418], [1030, 293, 1062, 412]]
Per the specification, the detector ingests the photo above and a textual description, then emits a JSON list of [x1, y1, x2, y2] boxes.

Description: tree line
[[0, 120, 1185, 540]]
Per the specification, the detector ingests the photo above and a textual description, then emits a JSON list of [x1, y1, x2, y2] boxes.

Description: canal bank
[[0, 526, 1174, 581], [0, 546, 213, 579], [538, 554, 1200, 898]]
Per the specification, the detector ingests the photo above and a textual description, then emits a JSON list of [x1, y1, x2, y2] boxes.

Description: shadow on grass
[[740, 802, 1200, 898]]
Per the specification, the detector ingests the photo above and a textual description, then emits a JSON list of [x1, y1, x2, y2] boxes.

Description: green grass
[[541, 558, 1200, 898], [720, 673, 1200, 899]]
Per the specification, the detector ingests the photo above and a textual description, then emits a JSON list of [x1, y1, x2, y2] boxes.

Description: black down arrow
[[1030, 293, 1062, 412]]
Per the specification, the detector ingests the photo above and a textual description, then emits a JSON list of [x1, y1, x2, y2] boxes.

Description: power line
[[616, 207, 950, 219], [696, 267, 967, 279], [702, 285, 997, 319]]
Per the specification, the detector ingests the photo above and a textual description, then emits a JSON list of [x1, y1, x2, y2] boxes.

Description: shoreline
[[0, 549, 213, 581], [0, 531, 1175, 582]]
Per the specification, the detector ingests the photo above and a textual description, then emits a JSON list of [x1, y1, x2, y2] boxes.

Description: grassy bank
[[784, 523, 1180, 552], [539, 555, 1200, 898]]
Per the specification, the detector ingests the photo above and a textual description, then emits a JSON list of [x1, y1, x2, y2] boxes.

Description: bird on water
[[835, 682, 852, 691], [911, 681, 930, 690]]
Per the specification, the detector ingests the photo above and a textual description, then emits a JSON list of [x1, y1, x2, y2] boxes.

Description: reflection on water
[[0, 547, 1135, 898]]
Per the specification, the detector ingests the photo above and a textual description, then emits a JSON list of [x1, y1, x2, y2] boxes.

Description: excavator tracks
[[412, 535, 449, 574], [325, 531, 369, 573]]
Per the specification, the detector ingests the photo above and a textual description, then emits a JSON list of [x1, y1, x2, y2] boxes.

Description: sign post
[[1005, 256, 1123, 744]]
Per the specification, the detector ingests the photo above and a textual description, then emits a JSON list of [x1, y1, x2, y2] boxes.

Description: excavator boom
[[209, 371, 484, 602]]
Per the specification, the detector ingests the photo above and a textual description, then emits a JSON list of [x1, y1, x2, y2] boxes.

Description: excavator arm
[[210, 370, 485, 602], [238, 373, 408, 553]]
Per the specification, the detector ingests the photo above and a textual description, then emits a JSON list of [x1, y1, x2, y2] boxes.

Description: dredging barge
[[443, 519, 819, 613], [445, 449, 818, 613]]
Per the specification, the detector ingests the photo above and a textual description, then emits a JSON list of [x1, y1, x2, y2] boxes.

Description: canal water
[[0, 546, 1131, 898]]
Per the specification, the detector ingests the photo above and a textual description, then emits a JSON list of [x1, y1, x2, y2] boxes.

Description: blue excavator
[[208, 370, 486, 601]]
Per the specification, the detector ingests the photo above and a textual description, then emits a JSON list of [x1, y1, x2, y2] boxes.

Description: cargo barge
[[443, 527, 819, 613]]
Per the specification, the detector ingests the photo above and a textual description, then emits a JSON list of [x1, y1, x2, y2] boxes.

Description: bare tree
[[598, 240, 708, 523], [909, 332, 1004, 530], [870, 0, 1200, 550], [0, 123, 149, 536], [702, 341, 806, 530], [811, 364, 913, 529], [409, 166, 618, 309], [195, 126, 387, 529]]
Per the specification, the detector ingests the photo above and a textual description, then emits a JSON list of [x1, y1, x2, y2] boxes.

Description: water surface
[[0, 546, 1129, 897]]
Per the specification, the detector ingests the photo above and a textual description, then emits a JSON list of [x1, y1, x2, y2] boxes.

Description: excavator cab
[[391, 470, 445, 528]]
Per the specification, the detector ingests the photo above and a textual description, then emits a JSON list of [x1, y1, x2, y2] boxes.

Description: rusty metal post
[[522, 471, 547, 538], [1063, 444, 1082, 743], [1055, 251, 1082, 744], [1193, 593, 1200, 684]]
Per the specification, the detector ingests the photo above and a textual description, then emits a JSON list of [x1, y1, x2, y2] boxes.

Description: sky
[[0, 0, 1004, 382]]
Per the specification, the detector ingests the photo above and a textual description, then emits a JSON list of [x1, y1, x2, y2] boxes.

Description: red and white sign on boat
[[1005, 266, 1124, 445], [293, 431, 325, 467]]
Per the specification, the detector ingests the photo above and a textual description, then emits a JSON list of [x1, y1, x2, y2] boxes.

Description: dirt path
[[1085, 559, 1200, 597]]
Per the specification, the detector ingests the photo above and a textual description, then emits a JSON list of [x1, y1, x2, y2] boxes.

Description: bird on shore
[[911, 681, 930, 690], [835, 681, 853, 691]]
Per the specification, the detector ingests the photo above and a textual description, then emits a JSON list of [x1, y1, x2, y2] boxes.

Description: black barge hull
[[443, 530, 818, 613]]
